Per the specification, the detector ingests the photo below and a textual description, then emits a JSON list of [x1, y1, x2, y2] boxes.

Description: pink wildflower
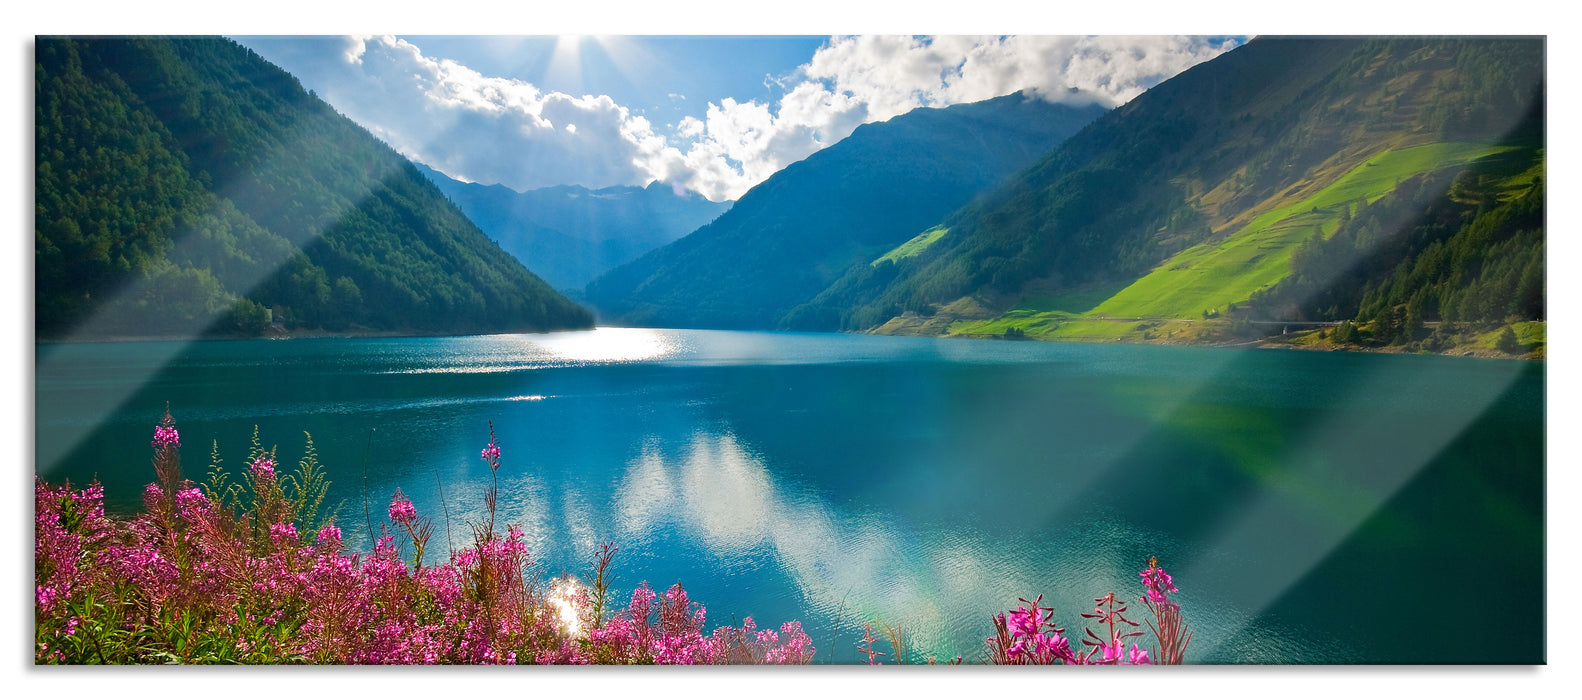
[[1138, 556, 1192, 664], [36, 586, 59, 613], [151, 424, 180, 449], [250, 455, 275, 481], [269, 521, 298, 544], [858, 622, 886, 665], [1140, 557, 1179, 607], [1008, 597, 1053, 638], [316, 524, 342, 546], [388, 489, 417, 525], [142, 483, 164, 510], [175, 487, 210, 519], [35, 420, 829, 666], [999, 595, 1074, 665], [314, 522, 340, 544], [150, 406, 180, 448], [1130, 644, 1152, 665]]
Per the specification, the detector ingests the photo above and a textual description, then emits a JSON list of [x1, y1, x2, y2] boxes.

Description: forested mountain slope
[[794, 37, 1543, 345], [36, 36, 591, 339], [584, 93, 1110, 329]]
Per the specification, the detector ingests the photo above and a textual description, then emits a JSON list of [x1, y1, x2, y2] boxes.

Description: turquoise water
[[34, 329, 1544, 663]]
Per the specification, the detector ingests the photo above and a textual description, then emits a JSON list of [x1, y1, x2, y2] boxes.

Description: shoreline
[[34, 324, 596, 345], [916, 330, 1546, 362], [34, 324, 1545, 362]]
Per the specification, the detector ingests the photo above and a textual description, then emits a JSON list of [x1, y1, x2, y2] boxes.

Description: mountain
[[413, 163, 731, 292], [35, 36, 592, 340], [1246, 96, 1544, 350], [799, 37, 1544, 347], [583, 93, 1111, 329]]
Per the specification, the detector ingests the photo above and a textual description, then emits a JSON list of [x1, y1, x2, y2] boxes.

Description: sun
[[544, 35, 639, 97]]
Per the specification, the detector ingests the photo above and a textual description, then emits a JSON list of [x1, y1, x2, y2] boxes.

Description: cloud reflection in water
[[601, 430, 1176, 659]]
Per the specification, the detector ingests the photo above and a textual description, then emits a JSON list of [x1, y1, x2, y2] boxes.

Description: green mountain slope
[[414, 163, 731, 292], [1245, 97, 1545, 352], [801, 37, 1543, 343], [949, 141, 1513, 338], [583, 94, 1110, 329], [35, 36, 592, 339]]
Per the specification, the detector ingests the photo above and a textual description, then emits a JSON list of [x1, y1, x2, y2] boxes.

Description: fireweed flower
[[269, 521, 298, 544], [151, 425, 179, 449], [388, 489, 417, 525], [316, 524, 342, 547], [175, 487, 210, 516], [857, 623, 886, 665], [36, 586, 59, 613], [997, 595, 1075, 665], [1129, 644, 1151, 664], [1008, 596, 1054, 638], [38, 419, 836, 665], [151, 405, 180, 448], [989, 585, 1165, 665], [1140, 556, 1179, 607], [141, 483, 164, 510], [1137, 556, 1192, 664], [250, 455, 275, 481]]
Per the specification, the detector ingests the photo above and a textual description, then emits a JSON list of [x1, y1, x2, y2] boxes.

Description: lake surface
[[35, 329, 1545, 663]]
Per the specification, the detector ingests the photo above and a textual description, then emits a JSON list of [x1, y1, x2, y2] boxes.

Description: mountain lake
[[34, 328, 1544, 663]]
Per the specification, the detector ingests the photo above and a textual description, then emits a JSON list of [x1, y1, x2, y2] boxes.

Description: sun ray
[[544, 34, 586, 95]]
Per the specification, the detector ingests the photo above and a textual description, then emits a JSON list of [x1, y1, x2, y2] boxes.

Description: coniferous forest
[[36, 37, 592, 340]]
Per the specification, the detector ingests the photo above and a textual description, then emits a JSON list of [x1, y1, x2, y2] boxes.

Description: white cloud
[[342, 34, 369, 64], [800, 35, 1233, 119], [675, 116, 705, 139], [303, 35, 1238, 202], [652, 35, 1236, 200], [311, 35, 669, 196]]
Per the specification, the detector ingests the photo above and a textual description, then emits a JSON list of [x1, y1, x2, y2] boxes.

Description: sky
[[234, 35, 1244, 202]]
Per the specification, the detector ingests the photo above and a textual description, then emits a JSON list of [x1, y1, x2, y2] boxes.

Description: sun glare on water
[[548, 576, 586, 638], [530, 327, 675, 364]]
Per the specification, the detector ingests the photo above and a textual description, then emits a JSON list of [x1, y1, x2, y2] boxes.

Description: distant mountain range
[[584, 93, 1111, 329], [727, 37, 1543, 354], [37, 36, 1543, 355], [414, 163, 732, 292], [828, 36, 1545, 350], [35, 36, 590, 339]]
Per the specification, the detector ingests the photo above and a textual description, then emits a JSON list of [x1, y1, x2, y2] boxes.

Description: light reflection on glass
[[1187, 357, 1523, 660]]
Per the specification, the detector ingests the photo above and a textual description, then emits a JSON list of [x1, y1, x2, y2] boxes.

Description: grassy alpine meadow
[[873, 226, 950, 266], [950, 142, 1515, 341], [34, 408, 1190, 665]]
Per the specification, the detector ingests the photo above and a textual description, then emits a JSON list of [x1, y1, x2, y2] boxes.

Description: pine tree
[[1496, 326, 1521, 353], [1334, 319, 1356, 344]]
